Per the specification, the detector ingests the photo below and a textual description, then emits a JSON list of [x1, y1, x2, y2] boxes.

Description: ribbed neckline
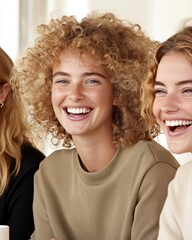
[[73, 148, 120, 186]]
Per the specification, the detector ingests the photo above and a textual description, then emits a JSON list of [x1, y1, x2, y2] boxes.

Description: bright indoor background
[[0, 0, 192, 164]]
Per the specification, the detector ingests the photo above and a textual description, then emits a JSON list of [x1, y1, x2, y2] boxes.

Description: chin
[[167, 143, 191, 154]]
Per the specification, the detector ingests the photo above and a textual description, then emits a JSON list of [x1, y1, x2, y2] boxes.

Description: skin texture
[[52, 49, 114, 140], [52, 49, 116, 171], [153, 51, 192, 154]]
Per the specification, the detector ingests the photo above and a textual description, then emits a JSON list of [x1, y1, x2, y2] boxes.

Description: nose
[[160, 94, 179, 113], [160, 105, 179, 113], [68, 84, 85, 101]]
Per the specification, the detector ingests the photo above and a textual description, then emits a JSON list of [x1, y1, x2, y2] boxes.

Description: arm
[[30, 171, 54, 240], [6, 169, 38, 240], [157, 165, 189, 240], [4, 146, 44, 240], [157, 186, 182, 239], [131, 163, 177, 240]]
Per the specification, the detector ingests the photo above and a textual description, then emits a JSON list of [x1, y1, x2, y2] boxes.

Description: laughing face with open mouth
[[153, 51, 192, 154], [51, 49, 114, 145]]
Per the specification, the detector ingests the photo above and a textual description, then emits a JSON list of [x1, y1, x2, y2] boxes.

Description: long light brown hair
[[0, 47, 31, 195]]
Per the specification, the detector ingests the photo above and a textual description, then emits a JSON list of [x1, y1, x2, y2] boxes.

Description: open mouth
[[165, 120, 192, 132], [66, 107, 92, 116]]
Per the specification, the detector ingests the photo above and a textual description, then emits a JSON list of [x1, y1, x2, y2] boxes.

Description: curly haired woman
[[141, 21, 192, 240], [0, 47, 45, 240], [12, 12, 179, 240]]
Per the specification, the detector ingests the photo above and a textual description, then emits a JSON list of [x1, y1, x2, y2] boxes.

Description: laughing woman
[[0, 47, 45, 240], [11, 12, 179, 240], [141, 22, 192, 239]]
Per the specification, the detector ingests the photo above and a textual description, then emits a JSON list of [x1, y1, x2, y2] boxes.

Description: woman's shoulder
[[37, 148, 77, 177], [22, 143, 45, 155], [137, 139, 170, 152], [169, 161, 192, 195], [134, 140, 179, 168], [9, 144, 45, 180], [176, 160, 192, 178], [40, 147, 76, 166], [21, 143, 45, 166]]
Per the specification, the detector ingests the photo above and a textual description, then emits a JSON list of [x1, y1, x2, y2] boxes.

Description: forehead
[[57, 49, 99, 65], [156, 51, 192, 82], [53, 49, 111, 77]]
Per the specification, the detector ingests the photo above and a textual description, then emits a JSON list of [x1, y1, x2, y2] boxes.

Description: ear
[[113, 97, 117, 106], [0, 83, 12, 103]]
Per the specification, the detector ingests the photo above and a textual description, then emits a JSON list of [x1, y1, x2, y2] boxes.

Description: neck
[[73, 136, 118, 172]]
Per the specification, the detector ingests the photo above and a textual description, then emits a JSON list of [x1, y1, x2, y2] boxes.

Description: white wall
[[1, 0, 192, 56], [44, 0, 192, 41], [151, 0, 192, 41], [0, 0, 19, 61], [1, 0, 192, 58]]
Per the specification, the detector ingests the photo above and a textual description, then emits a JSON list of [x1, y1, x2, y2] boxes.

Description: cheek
[[51, 93, 57, 114], [51, 88, 64, 106], [101, 94, 114, 109], [184, 102, 192, 117], [152, 100, 159, 119], [88, 91, 106, 104], [51, 92, 63, 120]]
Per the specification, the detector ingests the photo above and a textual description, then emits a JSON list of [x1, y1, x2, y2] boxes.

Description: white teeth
[[67, 108, 90, 114], [165, 120, 192, 126]]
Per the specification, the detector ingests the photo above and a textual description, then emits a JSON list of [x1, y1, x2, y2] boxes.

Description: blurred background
[[0, 0, 191, 163]]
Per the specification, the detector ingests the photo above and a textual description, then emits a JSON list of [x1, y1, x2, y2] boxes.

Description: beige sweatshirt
[[31, 140, 179, 240]]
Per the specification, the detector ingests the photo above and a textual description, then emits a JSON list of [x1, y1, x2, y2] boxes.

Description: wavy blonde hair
[[0, 47, 31, 195], [12, 12, 158, 148], [141, 21, 192, 138]]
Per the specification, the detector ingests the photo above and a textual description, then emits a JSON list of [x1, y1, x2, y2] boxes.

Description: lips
[[165, 120, 192, 133], [66, 107, 92, 115]]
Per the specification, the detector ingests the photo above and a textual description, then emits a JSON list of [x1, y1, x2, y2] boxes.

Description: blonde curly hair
[[12, 12, 158, 148], [141, 22, 192, 138]]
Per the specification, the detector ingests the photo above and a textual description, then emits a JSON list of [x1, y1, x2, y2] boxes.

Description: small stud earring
[[0, 102, 4, 108]]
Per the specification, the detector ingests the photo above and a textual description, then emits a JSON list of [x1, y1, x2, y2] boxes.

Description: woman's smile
[[51, 49, 114, 138]]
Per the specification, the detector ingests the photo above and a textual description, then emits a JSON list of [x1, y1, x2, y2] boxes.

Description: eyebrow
[[154, 80, 192, 86], [52, 71, 107, 79]]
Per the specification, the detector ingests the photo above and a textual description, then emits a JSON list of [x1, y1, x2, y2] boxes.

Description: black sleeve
[[4, 145, 45, 240]]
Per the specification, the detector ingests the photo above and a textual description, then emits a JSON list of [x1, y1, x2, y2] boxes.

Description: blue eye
[[54, 79, 69, 85], [85, 79, 100, 85], [182, 88, 192, 95], [183, 88, 192, 93], [154, 88, 167, 96]]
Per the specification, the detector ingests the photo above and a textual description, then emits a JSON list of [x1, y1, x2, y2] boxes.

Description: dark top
[[0, 144, 45, 240]]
